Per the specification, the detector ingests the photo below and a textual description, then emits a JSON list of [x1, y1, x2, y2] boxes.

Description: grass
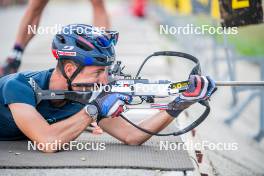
[[227, 24, 264, 57], [193, 15, 264, 57]]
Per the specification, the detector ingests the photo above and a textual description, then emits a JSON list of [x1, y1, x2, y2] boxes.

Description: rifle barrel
[[215, 81, 264, 86]]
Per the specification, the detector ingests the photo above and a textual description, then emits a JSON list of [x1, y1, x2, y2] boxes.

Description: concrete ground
[[1, 0, 264, 176]]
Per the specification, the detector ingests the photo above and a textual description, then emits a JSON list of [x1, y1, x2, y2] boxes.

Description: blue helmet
[[52, 24, 118, 66], [51, 24, 119, 90]]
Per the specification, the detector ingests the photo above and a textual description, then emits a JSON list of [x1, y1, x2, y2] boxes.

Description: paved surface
[[1, 0, 264, 176]]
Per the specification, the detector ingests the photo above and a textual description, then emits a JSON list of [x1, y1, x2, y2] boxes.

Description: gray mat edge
[[0, 165, 194, 171]]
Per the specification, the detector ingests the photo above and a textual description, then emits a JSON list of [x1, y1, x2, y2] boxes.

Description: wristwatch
[[84, 104, 98, 121]]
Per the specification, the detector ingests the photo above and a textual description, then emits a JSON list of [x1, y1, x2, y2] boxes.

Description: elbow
[[124, 136, 145, 146], [40, 148, 58, 153], [35, 136, 59, 153]]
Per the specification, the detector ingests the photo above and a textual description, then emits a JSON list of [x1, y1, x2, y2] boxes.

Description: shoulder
[[22, 68, 54, 89], [0, 69, 54, 106], [0, 73, 36, 106], [1, 73, 36, 106], [2, 73, 31, 89]]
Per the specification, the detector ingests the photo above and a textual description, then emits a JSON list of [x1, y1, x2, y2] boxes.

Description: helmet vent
[[76, 40, 93, 51], [73, 30, 86, 37], [56, 34, 66, 44], [95, 57, 107, 63]]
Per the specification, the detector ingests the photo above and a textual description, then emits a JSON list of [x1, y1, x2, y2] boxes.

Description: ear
[[64, 62, 77, 78]]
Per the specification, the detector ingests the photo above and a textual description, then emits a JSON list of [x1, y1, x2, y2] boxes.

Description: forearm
[[126, 111, 174, 145], [38, 109, 93, 152], [49, 109, 92, 143], [10, 103, 93, 152]]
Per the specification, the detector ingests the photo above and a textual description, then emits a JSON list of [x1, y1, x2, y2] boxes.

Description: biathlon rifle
[[30, 51, 264, 136]]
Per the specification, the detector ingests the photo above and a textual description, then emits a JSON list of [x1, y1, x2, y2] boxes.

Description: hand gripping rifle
[[29, 51, 264, 136]]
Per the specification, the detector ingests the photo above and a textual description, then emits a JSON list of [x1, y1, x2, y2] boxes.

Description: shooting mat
[[0, 125, 194, 171]]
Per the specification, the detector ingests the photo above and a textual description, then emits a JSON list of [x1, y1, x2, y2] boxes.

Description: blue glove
[[166, 75, 217, 117], [91, 92, 132, 122]]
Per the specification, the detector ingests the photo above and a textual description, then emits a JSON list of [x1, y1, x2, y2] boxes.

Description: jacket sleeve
[[2, 75, 36, 107]]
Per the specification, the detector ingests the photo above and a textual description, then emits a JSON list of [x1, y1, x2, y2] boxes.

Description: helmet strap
[[58, 61, 84, 91]]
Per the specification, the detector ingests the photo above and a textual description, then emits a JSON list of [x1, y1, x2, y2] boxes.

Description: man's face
[[71, 65, 108, 91]]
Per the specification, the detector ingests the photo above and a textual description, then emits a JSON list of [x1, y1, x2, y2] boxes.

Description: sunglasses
[[94, 30, 119, 48]]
